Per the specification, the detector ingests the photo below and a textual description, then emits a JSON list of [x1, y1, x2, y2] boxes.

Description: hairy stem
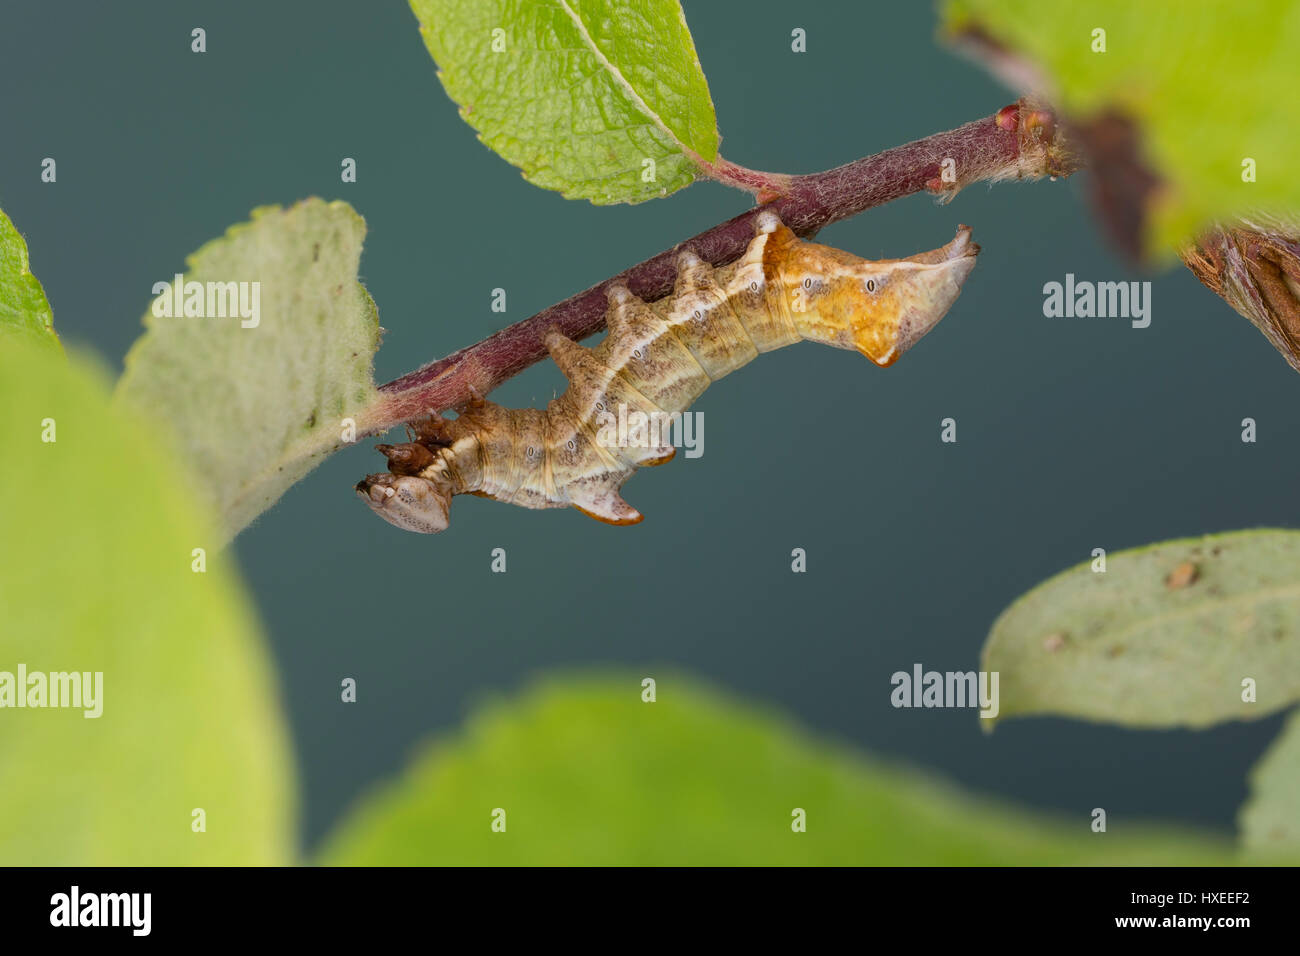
[[364, 98, 1078, 434]]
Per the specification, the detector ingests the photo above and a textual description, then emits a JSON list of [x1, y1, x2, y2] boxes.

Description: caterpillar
[[357, 210, 979, 534]]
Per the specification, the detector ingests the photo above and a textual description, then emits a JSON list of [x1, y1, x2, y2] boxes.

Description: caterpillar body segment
[[358, 213, 979, 533]]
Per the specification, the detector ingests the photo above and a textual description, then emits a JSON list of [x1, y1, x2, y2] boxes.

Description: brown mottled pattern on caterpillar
[[357, 211, 979, 534]]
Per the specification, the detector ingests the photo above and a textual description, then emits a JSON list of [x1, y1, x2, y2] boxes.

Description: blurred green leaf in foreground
[[319, 674, 1246, 865], [1239, 707, 1300, 856], [943, 0, 1300, 256], [0, 343, 295, 865]]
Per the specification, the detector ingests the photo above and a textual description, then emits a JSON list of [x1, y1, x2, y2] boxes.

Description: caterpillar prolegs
[[357, 211, 979, 534]]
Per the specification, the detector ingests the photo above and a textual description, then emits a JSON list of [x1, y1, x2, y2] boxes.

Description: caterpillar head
[[355, 472, 452, 534], [776, 222, 980, 366]]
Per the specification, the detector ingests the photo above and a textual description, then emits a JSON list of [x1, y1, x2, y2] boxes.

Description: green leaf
[[0, 343, 294, 864], [942, 0, 1300, 254], [0, 208, 60, 353], [410, 0, 719, 204], [983, 530, 1300, 729], [1239, 708, 1300, 855], [115, 199, 380, 544], [318, 674, 1235, 865]]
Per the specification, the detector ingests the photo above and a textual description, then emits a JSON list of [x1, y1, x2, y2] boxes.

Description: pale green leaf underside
[[318, 675, 1239, 865], [0, 345, 294, 864], [984, 530, 1300, 729], [0, 207, 60, 353], [115, 199, 380, 543], [1239, 707, 1300, 855], [411, 0, 719, 204], [943, 0, 1300, 254]]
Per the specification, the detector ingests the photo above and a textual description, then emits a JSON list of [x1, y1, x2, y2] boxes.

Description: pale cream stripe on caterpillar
[[357, 210, 979, 534]]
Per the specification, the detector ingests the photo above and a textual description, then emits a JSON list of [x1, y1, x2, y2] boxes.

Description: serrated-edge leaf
[[115, 198, 381, 543], [0, 207, 60, 352], [411, 0, 719, 204]]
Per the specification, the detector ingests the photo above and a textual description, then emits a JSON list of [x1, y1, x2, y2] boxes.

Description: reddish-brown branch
[[691, 155, 796, 202], [363, 98, 1077, 434]]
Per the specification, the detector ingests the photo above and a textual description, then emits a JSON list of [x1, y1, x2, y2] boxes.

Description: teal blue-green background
[[2, 1, 1294, 853]]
